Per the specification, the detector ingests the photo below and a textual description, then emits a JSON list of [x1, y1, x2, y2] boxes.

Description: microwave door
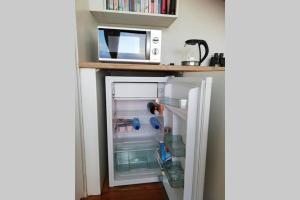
[[99, 28, 149, 62]]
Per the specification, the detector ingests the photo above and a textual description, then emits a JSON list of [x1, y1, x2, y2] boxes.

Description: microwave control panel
[[150, 30, 162, 63]]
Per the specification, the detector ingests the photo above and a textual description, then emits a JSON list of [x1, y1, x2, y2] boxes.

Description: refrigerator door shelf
[[164, 161, 185, 188], [164, 133, 186, 157], [164, 105, 187, 120], [159, 97, 188, 109], [156, 148, 185, 188], [162, 175, 184, 200]]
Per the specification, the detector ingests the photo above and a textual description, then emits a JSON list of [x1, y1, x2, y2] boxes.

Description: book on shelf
[[150, 0, 154, 13], [158, 0, 161, 14], [107, 0, 114, 10], [141, 0, 144, 13], [144, 0, 149, 13], [107, 0, 176, 14], [166, 0, 170, 14], [169, 0, 176, 15], [129, 0, 135, 11], [136, 0, 141, 12], [161, 0, 166, 14], [118, 0, 123, 11], [154, 0, 157, 13], [124, 0, 129, 11], [113, 0, 118, 10]]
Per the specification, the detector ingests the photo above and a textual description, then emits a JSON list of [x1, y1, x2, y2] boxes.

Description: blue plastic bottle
[[132, 118, 140, 130], [160, 141, 166, 161], [150, 117, 160, 129]]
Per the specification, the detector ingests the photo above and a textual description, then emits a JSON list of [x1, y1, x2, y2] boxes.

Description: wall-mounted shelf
[[79, 62, 225, 72], [91, 10, 177, 27], [89, 0, 179, 28]]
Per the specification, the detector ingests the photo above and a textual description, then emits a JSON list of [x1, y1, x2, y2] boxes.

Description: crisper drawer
[[114, 83, 158, 98], [114, 141, 159, 172]]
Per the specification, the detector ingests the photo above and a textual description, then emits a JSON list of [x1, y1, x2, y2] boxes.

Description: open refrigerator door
[[157, 77, 212, 200]]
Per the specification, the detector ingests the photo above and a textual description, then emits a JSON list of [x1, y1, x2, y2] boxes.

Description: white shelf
[[114, 97, 157, 101], [115, 110, 155, 122], [114, 139, 158, 152], [114, 123, 162, 139], [115, 110, 163, 123], [89, 0, 179, 28], [91, 10, 177, 27]]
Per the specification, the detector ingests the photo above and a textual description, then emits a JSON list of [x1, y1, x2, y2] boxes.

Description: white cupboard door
[[80, 69, 101, 195], [163, 77, 212, 200]]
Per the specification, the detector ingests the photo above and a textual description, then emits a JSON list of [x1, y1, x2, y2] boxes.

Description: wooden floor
[[82, 177, 168, 200]]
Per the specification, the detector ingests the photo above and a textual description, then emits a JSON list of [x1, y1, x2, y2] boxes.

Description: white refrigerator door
[[163, 77, 212, 200]]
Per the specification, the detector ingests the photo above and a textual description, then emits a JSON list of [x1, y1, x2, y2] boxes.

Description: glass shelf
[[114, 140, 158, 152], [164, 133, 186, 157], [159, 97, 188, 109]]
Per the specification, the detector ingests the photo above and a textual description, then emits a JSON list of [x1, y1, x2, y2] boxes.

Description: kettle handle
[[198, 40, 209, 65], [185, 39, 209, 66]]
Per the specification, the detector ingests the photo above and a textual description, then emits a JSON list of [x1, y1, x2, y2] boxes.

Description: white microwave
[[98, 26, 161, 64]]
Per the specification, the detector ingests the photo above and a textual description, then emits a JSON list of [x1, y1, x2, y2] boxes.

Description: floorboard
[[82, 177, 168, 200]]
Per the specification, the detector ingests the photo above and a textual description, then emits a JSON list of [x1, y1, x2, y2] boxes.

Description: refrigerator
[[105, 76, 212, 200]]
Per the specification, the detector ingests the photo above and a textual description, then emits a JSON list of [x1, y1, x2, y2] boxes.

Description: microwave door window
[[117, 32, 146, 60], [99, 29, 147, 60]]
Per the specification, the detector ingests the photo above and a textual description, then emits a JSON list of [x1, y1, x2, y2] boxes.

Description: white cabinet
[[80, 68, 212, 200], [88, 0, 179, 27]]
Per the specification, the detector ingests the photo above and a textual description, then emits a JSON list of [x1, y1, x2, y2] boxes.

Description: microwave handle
[[146, 31, 151, 60]]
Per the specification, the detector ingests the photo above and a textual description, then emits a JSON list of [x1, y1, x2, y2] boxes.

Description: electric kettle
[[181, 39, 209, 66]]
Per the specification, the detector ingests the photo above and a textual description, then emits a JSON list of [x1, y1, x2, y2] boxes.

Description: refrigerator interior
[[112, 99, 164, 181]]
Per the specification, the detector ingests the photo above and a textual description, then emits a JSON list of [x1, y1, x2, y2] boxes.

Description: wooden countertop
[[79, 62, 225, 72]]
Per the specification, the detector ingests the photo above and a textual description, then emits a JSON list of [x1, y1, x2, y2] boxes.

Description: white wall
[[76, 0, 98, 62], [161, 0, 225, 65]]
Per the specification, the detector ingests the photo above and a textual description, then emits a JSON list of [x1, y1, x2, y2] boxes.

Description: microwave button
[[152, 48, 159, 55], [152, 37, 159, 44]]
